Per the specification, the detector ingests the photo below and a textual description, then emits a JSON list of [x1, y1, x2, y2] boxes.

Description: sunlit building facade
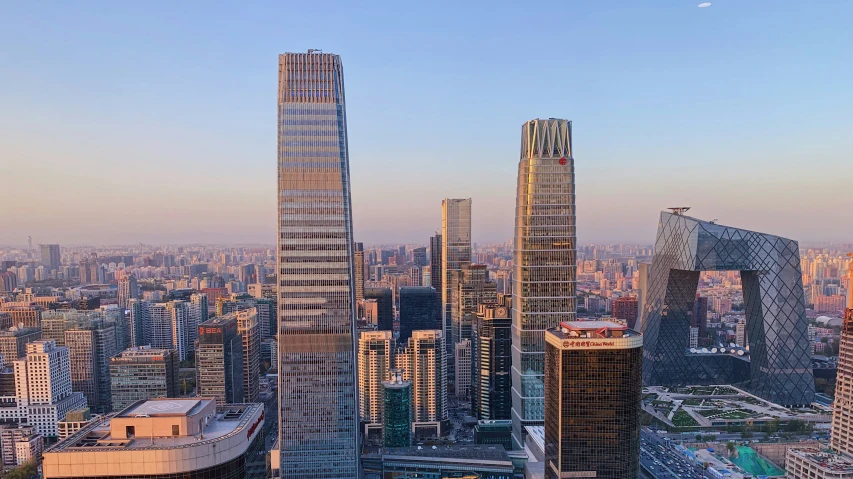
[[511, 118, 577, 447], [277, 51, 359, 478], [544, 322, 642, 479], [442, 199, 472, 374]]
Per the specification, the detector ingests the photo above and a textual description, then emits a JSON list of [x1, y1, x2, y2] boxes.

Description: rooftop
[[120, 399, 202, 418], [549, 321, 641, 340], [47, 401, 261, 453], [382, 445, 512, 464], [789, 448, 853, 474]]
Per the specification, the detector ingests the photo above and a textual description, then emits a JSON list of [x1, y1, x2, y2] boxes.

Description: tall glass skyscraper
[[441, 199, 472, 379], [511, 119, 576, 447], [277, 51, 359, 478]]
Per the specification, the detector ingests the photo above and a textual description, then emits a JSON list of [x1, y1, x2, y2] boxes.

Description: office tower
[[196, 316, 244, 404], [131, 300, 197, 361], [109, 346, 179, 411], [358, 330, 394, 439], [65, 321, 117, 413], [277, 50, 359, 479], [380, 250, 395, 265], [40, 244, 61, 271], [472, 302, 512, 420], [355, 242, 366, 303], [451, 264, 497, 348], [215, 294, 275, 340], [612, 296, 639, 329], [398, 330, 448, 437], [454, 339, 472, 398], [398, 287, 441, 345], [409, 266, 422, 286], [429, 234, 443, 291], [636, 263, 650, 331], [127, 299, 147, 347], [641, 211, 815, 406], [693, 294, 709, 343], [43, 399, 267, 479], [512, 118, 577, 446], [13, 341, 88, 437], [830, 257, 853, 455], [116, 274, 138, 310], [735, 318, 747, 347], [236, 308, 260, 403], [0, 327, 41, 365], [544, 321, 642, 479], [422, 266, 432, 289], [0, 272, 16, 292], [383, 370, 412, 448], [190, 291, 209, 324], [441, 199, 472, 370], [365, 287, 394, 332], [412, 247, 428, 268]]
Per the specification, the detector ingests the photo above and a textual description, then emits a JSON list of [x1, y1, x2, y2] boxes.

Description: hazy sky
[[1, 1, 851, 246]]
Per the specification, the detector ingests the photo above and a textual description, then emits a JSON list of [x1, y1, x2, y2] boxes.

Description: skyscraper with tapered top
[[277, 51, 359, 478], [511, 118, 577, 447]]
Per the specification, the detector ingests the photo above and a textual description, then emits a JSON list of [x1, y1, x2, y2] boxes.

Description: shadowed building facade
[[641, 211, 814, 406]]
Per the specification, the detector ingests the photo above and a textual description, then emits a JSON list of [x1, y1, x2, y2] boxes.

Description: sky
[[1, 1, 851, 246]]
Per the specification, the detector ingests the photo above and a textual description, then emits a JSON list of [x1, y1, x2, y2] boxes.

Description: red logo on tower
[[559, 157, 567, 165]]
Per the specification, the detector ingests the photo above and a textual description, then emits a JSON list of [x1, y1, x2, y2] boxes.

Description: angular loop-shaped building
[[641, 211, 814, 406]]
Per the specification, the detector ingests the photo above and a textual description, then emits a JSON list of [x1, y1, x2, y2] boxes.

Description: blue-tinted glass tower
[[641, 211, 815, 406], [399, 287, 441, 345]]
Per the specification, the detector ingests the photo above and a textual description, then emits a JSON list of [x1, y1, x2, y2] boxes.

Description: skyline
[[2, 1, 853, 246]]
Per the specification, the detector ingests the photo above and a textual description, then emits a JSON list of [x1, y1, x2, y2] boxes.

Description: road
[[640, 429, 707, 479]]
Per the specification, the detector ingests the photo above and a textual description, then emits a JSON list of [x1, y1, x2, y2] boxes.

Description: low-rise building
[[0, 425, 39, 467], [43, 398, 267, 479], [787, 448, 853, 479], [13, 433, 43, 466], [365, 445, 516, 479]]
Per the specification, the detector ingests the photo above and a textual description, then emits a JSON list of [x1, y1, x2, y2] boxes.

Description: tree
[[5, 461, 38, 479], [726, 441, 736, 456], [765, 418, 780, 435], [696, 434, 703, 441], [741, 426, 754, 439], [785, 419, 806, 433]]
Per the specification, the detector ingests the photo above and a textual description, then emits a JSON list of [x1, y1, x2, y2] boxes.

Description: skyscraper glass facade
[[383, 376, 412, 448], [511, 119, 576, 446], [399, 286, 441, 345], [442, 199, 472, 375], [365, 287, 394, 332], [544, 323, 642, 479], [472, 303, 512, 421], [641, 211, 815, 406], [277, 52, 359, 478]]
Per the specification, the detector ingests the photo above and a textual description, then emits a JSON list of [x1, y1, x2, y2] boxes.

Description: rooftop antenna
[[668, 207, 691, 216], [307, 49, 322, 54]]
